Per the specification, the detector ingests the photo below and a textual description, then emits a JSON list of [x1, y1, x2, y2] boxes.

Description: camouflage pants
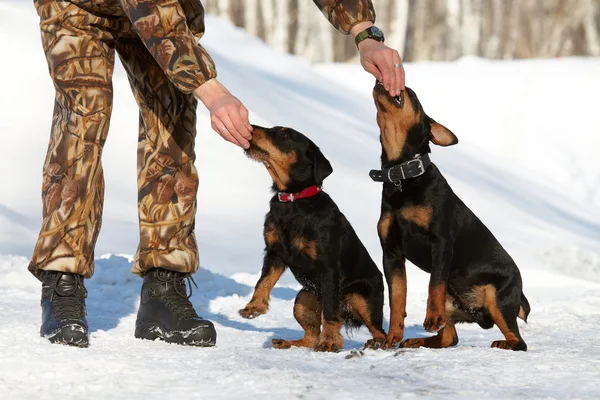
[[29, 1, 202, 279]]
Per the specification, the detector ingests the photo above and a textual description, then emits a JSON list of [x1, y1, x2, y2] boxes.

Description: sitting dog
[[369, 83, 530, 351], [239, 125, 386, 352]]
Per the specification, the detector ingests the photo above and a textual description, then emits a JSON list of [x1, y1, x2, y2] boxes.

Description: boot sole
[[42, 324, 89, 348], [134, 322, 216, 347]]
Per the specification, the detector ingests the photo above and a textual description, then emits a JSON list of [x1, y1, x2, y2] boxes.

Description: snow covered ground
[[1, 2, 600, 399]]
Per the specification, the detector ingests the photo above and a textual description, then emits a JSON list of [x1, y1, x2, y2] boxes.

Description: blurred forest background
[[203, 0, 600, 62]]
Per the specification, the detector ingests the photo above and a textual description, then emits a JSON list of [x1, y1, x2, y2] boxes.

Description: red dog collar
[[277, 185, 322, 203]]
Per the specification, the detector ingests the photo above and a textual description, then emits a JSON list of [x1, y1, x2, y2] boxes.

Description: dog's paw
[[271, 338, 292, 349], [238, 303, 267, 319], [314, 342, 341, 353], [491, 340, 526, 351], [399, 338, 425, 349], [363, 338, 385, 350], [315, 335, 343, 353], [423, 312, 445, 332], [382, 335, 403, 350]]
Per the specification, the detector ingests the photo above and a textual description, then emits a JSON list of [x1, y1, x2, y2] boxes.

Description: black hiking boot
[[135, 268, 216, 346], [40, 271, 89, 347]]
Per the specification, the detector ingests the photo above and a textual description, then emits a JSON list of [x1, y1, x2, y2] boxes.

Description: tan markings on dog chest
[[400, 205, 432, 229], [292, 235, 318, 259], [264, 223, 280, 246], [377, 212, 393, 241]]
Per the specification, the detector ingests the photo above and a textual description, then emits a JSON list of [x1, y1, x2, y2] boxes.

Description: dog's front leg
[[315, 265, 344, 352], [378, 210, 407, 349], [383, 252, 407, 348], [240, 221, 286, 319], [239, 250, 285, 319], [423, 236, 454, 332]]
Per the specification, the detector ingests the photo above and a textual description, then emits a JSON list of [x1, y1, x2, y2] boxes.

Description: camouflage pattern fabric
[[313, 0, 376, 34], [29, 0, 209, 279], [29, 0, 375, 280]]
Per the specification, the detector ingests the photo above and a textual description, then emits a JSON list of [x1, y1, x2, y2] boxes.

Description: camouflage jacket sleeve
[[312, 0, 376, 35], [119, 0, 216, 94]]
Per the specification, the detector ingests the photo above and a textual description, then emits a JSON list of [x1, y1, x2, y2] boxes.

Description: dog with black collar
[[370, 83, 530, 351]]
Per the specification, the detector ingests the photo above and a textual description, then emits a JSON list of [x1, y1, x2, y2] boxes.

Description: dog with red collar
[[240, 125, 386, 352]]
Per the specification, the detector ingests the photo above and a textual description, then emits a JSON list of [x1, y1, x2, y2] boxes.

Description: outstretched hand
[[195, 78, 253, 149], [358, 40, 405, 97]]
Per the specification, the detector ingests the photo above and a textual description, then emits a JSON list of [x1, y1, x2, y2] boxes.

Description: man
[[31, 0, 405, 347]]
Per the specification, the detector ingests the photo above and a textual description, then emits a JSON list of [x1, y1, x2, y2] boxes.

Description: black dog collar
[[369, 153, 431, 187]]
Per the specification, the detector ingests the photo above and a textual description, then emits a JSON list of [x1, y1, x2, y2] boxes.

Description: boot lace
[[155, 273, 199, 320], [47, 274, 87, 320]]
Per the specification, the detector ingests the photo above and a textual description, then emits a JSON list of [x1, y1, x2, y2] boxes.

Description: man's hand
[[194, 78, 253, 149], [350, 22, 405, 97]]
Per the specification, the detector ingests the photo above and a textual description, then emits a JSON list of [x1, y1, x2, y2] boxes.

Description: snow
[[1, 2, 600, 399]]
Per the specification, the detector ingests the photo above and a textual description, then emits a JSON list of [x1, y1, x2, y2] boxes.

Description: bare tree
[[274, 0, 290, 52], [203, 0, 600, 63], [244, 0, 258, 36]]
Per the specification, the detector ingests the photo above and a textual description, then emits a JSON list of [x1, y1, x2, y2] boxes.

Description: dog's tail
[[518, 292, 531, 322]]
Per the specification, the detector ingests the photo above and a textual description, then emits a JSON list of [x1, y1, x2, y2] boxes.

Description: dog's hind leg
[[400, 300, 459, 349], [400, 320, 458, 349], [345, 293, 386, 349], [484, 285, 527, 351], [272, 290, 322, 349]]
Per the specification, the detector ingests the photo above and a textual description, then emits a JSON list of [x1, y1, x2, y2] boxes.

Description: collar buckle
[[406, 157, 425, 176]]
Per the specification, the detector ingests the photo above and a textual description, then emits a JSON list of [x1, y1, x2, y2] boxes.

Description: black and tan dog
[[370, 83, 530, 351], [239, 125, 386, 352]]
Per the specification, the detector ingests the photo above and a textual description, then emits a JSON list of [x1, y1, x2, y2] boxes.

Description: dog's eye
[[277, 130, 289, 138]]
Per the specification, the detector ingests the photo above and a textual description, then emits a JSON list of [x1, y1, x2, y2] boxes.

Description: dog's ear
[[428, 117, 458, 146], [312, 146, 333, 185]]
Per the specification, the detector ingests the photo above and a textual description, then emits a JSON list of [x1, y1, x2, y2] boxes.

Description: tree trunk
[[389, 0, 410, 57], [273, 0, 289, 52], [200, 0, 600, 63], [244, 0, 258, 36]]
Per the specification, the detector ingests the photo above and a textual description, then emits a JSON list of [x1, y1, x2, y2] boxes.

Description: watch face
[[370, 26, 383, 38]]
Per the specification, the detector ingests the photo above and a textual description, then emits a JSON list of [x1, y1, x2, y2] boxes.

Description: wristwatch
[[354, 26, 385, 48]]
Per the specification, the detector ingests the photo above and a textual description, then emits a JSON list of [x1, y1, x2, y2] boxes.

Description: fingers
[[392, 51, 405, 92], [385, 50, 397, 97], [378, 52, 394, 95], [362, 44, 405, 96], [229, 106, 252, 142], [240, 105, 253, 133], [215, 112, 250, 149]]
